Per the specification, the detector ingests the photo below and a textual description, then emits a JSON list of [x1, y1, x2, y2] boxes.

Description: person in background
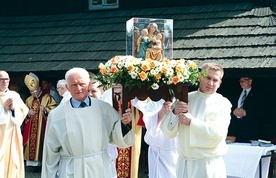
[[89, 78, 118, 178], [161, 63, 232, 177], [227, 76, 263, 143], [89, 78, 104, 99], [41, 78, 61, 104], [9, 83, 28, 102], [56, 79, 71, 104], [133, 98, 178, 178], [41, 67, 134, 178], [0, 70, 29, 178], [23, 73, 58, 172]]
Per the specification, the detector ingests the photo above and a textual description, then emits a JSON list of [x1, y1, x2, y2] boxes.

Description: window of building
[[88, 0, 118, 10]]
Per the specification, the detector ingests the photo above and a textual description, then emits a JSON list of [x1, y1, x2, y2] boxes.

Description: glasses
[[0, 78, 10, 82], [239, 78, 251, 83], [56, 87, 64, 90]]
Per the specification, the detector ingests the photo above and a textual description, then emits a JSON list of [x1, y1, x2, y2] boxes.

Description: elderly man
[[227, 76, 263, 143], [56, 79, 71, 104], [41, 67, 134, 178], [0, 70, 29, 178], [161, 63, 232, 177]]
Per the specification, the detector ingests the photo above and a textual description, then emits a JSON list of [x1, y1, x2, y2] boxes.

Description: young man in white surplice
[[133, 97, 178, 178]]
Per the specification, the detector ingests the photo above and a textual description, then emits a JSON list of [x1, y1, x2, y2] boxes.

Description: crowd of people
[[0, 61, 268, 178]]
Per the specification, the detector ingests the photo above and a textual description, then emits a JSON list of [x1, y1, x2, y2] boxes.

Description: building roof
[[0, 2, 275, 73]]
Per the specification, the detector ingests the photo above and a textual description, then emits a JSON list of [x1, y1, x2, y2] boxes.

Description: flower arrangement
[[97, 55, 201, 91]]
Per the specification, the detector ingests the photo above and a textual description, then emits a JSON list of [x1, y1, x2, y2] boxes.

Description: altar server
[[161, 63, 232, 177], [133, 98, 178, 178]]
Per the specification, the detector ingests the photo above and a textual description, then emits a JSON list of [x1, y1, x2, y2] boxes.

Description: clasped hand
[[233, 108, 246, 118], [28, 106, 46, 116], [174, 101, 189, 115], [178, 113, 192, 125], [3, 98, 14, 111], [121, 108, 132, 125], [174, 101, 191, 125], [158, 101, 172, 118]]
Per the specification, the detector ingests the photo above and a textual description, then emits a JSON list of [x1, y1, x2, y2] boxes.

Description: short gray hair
[[57, 79, 66, 88], [65, 67, 90, 84]]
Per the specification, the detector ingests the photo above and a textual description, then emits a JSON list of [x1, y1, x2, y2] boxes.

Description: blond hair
[[201, 63, 224, 79]]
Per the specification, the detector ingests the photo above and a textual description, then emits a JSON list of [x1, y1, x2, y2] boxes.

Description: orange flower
[[111, 56, 120, 65], [163, 58, 170, 64], [141, 62, 151, 72], [155, 74, 162, 80], [139, 71, 148, 81], [105, 71, 111, 75], [175, 66, 183, 73], [150, 61, 156, 69], [110, 65, 118, 73], [172, 76, 180, 84], [146, 58, 156, 69], [161, 67, 167, 74], [128, 65, 135, 72], [98, 63, 106, 74]]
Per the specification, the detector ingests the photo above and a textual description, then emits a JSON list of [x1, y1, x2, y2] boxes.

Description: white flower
[[151, 83, 159, 90], [117, 61, 124, 69], [130, 71, 138, 79], [150, 69, 158, 75], [178, 75, 185, 82], [169, 60, 177, 67], [166, 68, 174, 77]]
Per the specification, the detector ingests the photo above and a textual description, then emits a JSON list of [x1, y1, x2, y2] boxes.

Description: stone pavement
[[25, 171, 40, 178]]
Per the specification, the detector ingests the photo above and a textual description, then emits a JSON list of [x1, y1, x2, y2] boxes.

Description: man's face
[[89, 84, 103, 99], [56, 86, 66, 96], [199, 69, 222, 94], [239, 77, 252, 89], [42, 80, 51, 90], [66, 73, 90, 102], [0, 71, 10, 92], [30, 87, 41, 97]]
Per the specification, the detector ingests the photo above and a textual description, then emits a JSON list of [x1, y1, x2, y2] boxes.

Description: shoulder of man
[[91, 97, 113, 108], [211, 93, 232, 107], [8, 90, 20, 97]]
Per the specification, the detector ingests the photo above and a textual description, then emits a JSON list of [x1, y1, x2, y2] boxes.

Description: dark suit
[[228, 87, 263, 143]]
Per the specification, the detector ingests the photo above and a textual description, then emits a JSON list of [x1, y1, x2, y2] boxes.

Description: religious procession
[[1, 1, 276, 178]]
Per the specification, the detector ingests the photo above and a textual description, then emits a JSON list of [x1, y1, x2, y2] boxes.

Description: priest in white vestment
[[41, 67, 134, 178], [161, 63, 232, 178], [0, 70, 29, 178]]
